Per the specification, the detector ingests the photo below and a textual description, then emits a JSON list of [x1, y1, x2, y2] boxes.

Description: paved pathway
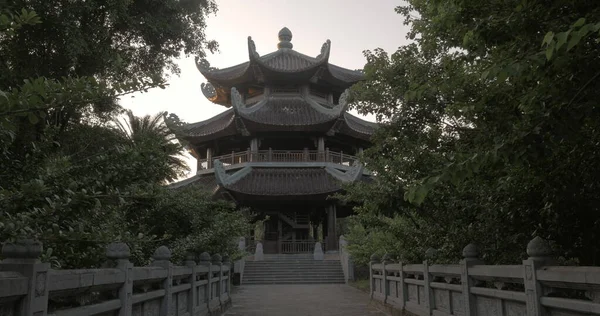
[[224, 284, 389, 316]]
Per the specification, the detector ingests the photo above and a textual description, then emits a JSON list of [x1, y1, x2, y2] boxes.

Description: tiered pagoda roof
[[171, 160, 366, 200], [180, 27, 377, 145], [171, 28, 376, 201]]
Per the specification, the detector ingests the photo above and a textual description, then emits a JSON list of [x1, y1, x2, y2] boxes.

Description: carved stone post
[[254, 242, 264, 261], [198, 252, 212, 312], [398, 261, 406, 310], [105, 242, 133, 316], [1, 239, 49, 316], [423, 259, 433, 314], [339, 236, 354, 282], [268, 147, 273, 161], [152, 246, 172, 316], [369, 253, 380, 299], [382, 254, 392, 304], [523, 236, 553, 316], [211, 254, 223, 312], [234, 237, 246, 284], [313, 242, 324, 260], [460, 244, 483, 316], [184, 253, 197, 315], [221, 255, 232, 308]]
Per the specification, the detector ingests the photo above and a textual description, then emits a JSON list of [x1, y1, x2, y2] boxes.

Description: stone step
[[244, 270, 344, 275], [246, 261, 340, 266], [244, 265, 342, 270], [242, 279, 345, 285], [244, 273, 344, 277]]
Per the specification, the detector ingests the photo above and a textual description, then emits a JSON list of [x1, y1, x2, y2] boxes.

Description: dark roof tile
[[226, 168, 341, 196]]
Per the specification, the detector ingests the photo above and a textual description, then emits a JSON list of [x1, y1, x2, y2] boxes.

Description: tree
[[0, 4, 252, 268], [345, 1, 600, 265], [115, 110, 189, 183], [1, 0, 218, 162]]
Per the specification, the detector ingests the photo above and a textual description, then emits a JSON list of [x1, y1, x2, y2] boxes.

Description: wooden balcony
[[200, 149, 358, 169]]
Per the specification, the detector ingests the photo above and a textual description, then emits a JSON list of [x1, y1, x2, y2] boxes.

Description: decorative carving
[[277, 27, 293, 49], [2, 239, 43, 259], [106, 242, 130, 260], [526, 236, 552, 259], [194, 56, 211, 72], [344, 161, 365, 182], [462, 243, 479, 259], [201, 82, 217, 100], [338, 89, 351, 113], [313, 242, 324, 260], [199, 252, 211, 263], [230, 87, 251, 136], [494, 281, 506, 290], [211, 253, 222, 264], [247, 36, 260, 60], [230, 87, 244, 113], [251, 64, 264, 83], [370, 253, 380, 263], [152, 245, 172, 261], [316, 39, 331, 61], [213, 159, 229, 186], [35, 272, 47, 297]]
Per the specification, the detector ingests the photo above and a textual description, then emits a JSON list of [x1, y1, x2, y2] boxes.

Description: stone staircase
[[242, 254, 345, 285]]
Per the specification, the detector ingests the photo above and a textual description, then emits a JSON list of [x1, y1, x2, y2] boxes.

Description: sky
[[120, 0, 410, 177]]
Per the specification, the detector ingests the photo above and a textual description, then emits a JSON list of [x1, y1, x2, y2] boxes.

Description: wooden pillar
[[250, 138, 258, 162], [326, 205, 337, 251], [206, 147, 213, 169], [318, 137, 325, 161]]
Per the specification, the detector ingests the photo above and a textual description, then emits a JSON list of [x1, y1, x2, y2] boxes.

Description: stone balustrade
[[368, 236, 600, 316], [0, 239, 232, 316]]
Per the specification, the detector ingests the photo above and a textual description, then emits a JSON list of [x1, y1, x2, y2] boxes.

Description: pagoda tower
[[172, 28, 377, 253]]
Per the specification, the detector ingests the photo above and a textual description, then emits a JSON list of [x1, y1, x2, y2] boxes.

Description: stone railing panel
[[369, 237, 600, 316], [0, 239, 232, 316]]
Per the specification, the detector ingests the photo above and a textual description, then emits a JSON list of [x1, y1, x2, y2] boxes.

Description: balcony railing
[[200, 149, 358, 169]]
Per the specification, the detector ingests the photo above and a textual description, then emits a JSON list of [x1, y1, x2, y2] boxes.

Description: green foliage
[[132, 186, 253, 263], [346, 0, 600, 265], [0, 4, 252, 268]]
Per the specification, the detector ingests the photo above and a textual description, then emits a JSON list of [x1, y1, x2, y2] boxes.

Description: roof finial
[[278, 27, 293, 49]]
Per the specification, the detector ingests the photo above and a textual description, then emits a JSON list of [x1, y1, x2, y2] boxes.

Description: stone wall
[[0, 239, 233, 316], [367, 236, 600, 316]]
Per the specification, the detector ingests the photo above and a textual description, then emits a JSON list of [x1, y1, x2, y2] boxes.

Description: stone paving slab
[[223, 284, 389, 316]]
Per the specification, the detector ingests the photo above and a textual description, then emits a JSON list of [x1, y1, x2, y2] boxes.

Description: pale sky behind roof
[[120, 0, 410, 177]]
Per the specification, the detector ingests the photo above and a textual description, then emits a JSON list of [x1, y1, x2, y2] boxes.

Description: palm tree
[[114, 110, 189, 183]]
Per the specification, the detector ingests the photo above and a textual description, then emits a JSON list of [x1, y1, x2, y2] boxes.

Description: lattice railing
[[200, 149, 358, 169]]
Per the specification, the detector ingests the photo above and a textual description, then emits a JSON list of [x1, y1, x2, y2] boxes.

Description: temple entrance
[[248, 202, 348, 254]]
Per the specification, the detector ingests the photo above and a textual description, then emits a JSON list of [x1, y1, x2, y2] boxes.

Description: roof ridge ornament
[[316, 39, 331, 62], [214, 160, 229, 186], [277, 27, 293, 49], [230, 87, 251, 136], [326, 89, 352, 136], [195, 56, 211, 73], [201, 82, 217, 100], [248, 36, 260, 60]]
